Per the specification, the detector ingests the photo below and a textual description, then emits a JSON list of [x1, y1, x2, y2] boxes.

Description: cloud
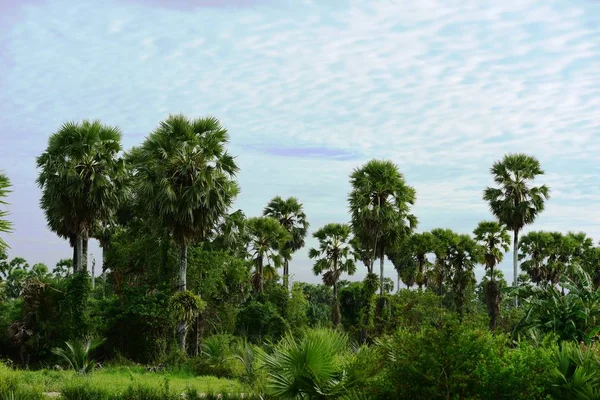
[[0, 0, 599, 284]]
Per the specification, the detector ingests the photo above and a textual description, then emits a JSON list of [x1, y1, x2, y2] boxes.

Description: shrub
[[375, 318, 554, 400], [235, 301, 289, 343], [190, 334, 235, 377]]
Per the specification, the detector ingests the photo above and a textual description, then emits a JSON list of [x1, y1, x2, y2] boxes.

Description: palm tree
[[429, 228, 456, 296], [130, 114, 239, 352], [0, 172, 13, 252], [245, 216, 291, 293], [263, 196, 309, 289], [483, 153, 550, 303], [389, 232, 433, 290], [473, 221, 510, 329], [37, 120, 126, 273], [447, 234, 483, 317], [309, 223, 357, 328], [349, 160, 417, 297]]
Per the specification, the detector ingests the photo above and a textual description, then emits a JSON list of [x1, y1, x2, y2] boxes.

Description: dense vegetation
[[1, 115, 600, 399]]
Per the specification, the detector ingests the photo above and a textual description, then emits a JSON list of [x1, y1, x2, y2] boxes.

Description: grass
[[1, 365, 244, 395]]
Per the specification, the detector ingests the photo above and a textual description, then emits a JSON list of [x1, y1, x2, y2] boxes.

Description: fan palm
[[349, 160, 417, 297], [263, 196, 309, 290], [246, 217, 291, 292], [37, 120, 126, 273], [483, 153, 550, 302], [309, 223, 357, 328], [51, 337, 105, 374], [473, 221, 510, 329], [447, 234, 483, 317], [260, 329, 356, 399], [428, 228, 456, 296], [130, 114, 239, 352], [0, 172, 13, 252], [389, 232, 433, 290]]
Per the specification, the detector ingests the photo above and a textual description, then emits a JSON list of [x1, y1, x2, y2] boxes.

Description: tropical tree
[[447, 234, 483, 317], [428, 228, 456, 296], [349, 159, 417, 297], [129, 114, 239, 352], [37, 120, 126, 273], [52, 337, 105, 374], [473, 221, 510, 329], [263, 196, 309, 290], [389, 232, 434, 290], [245, 216, 291, 293], [309, 223, 357, 328], [0, 171, 13, 252], [483, 153, 550, 301]]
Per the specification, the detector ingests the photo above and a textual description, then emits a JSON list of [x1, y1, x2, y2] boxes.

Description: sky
[[0, 0, 599, 286]]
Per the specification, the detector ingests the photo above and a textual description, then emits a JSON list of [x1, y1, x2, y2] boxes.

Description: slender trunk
[[194, 315, 200, 357], [489, 265, 496, 330], [513, 230, 519, 307], [101, 246, 105, 272], [332, 281, 340, 328], [283, 259, 289, 291], [379, 253, 385, 297], [177, 244, 188, 353], [75, 236, 83, 274], [71, 240, 77, 274], [258, 256, 264, 293], [91, 259, 95, 289], [82, 237, 88, 272]]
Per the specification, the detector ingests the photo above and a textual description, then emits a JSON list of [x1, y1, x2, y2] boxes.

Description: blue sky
[[1, 0, 599, 285]]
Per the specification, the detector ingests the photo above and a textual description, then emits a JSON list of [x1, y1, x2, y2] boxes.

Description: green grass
[[2, 365, 244, 395]]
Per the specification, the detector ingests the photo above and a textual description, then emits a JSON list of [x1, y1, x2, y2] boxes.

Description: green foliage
[[169, 291, 206, 325], [549, 342, 600, 400], [285, 283, 309, 334], [260, 329, 359, 399], [376, 319, 554, 399], [0, 171, 13, 252], [51, 337, 105, 374], [191, 334, 235, 378], [235, 301, 289, 343]]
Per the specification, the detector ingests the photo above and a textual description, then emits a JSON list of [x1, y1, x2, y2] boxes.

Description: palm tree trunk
[[258, 256, 264, 293], [379, 253, 385, 297], [72, 240, 77, 274], [332, 281, 340, 328], [283, 259, 289, 291], [75, 236, 83, 274], [513, 230, 519, 307], [82, 237, 88, 272], [177, 244, 188, 353]]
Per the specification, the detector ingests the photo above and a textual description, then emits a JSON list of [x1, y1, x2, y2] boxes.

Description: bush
[[0, 363, 44, 400], [235, 301, 289, 343], [375, 318, 554, 400], [190, 334, 235, 377]]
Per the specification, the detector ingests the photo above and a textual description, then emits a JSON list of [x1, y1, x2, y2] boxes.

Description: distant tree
[[349, 159, 417, 297], [483, 153, 550, 304], [474, 221, 510, 329], [53, 259, 73, 279], [37, 120, 126, 273], [0, 171, 13, 252], [245, 217, 291, 293], [429, 228, 456, 296], [390, 232, 434, 290], [447, 235, 483, 317], [129, 114, 239, 352], [309, 223, 357, 328], [263, 196, 309, 290]]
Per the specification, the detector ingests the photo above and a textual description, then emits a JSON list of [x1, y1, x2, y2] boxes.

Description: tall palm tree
[[245, 216, 291, 293], [349, 159, 417, 297], [389, 232, 433, 290], [263, 196, 309, 289], [130, 114, 239, 352], [447, 234, 483, 317], [37, 120, 126, 273], [309, 223, 357, 328], [473, 221, 510, 329], [483, 153, 550, 303], [429, 228, 456, 296], [0, 171, 13, 252]]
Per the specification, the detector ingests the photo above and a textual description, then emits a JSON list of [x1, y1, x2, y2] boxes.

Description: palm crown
[[36, 120, 126, 272]]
